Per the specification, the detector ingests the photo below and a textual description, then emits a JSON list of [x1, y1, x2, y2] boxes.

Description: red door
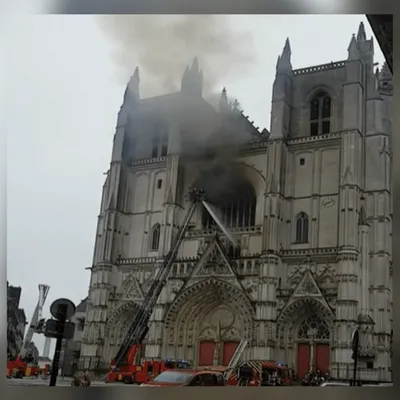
[[297, 344, 311, 379], [316, 344, 330, 373], [199, 341, 215, 366], [222, 341, 239, 366]]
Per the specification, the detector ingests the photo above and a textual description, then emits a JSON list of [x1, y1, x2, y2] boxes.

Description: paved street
[[7, 377, 124, 387]]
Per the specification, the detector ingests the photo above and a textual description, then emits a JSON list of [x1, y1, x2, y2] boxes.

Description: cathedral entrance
[[222, 341, 239, 366], [164, 278, 254, 366], [199, 341, 215, 366], [295, 315, 330, 379], [198, 340, 240, 366], [196, 307, 241, 366]]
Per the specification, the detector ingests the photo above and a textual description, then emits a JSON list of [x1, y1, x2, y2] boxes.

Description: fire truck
[[106, 188, 206, 384], [224, 360, 292, 386], [7, 284, 50, 379]]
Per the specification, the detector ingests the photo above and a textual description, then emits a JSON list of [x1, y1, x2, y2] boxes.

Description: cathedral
[[79, 22, 393, 382]]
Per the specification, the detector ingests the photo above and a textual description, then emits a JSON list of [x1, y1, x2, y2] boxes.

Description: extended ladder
[[224, 338, 248, 380], [111, 189, 206, 369]]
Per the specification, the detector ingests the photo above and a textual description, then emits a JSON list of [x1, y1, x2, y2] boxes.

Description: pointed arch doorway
[[164, 278, 254, 366], [277, 296, 334, 380], [296, 314, 330, 379], [198, 310, 240, 366]]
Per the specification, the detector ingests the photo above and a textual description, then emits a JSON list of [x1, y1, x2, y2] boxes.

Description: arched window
[[150, 224, 160, 251], [309, 92, 331, 136], [297, 315, 330, 340], [202, 182, 257, 229], [296, 212, 309, 243]]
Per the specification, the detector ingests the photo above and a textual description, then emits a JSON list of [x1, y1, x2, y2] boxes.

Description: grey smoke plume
[[96, 15, 254, 98]]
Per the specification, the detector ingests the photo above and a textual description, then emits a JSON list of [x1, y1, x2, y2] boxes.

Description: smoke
[[96, 15, 254, 98], [97, 15, 257, 202]]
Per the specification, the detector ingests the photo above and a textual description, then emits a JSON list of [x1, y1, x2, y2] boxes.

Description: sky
[[4, 15, 384, 355]]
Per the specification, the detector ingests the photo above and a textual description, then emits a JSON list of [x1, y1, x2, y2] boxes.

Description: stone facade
[[79, 22, 393, 382]]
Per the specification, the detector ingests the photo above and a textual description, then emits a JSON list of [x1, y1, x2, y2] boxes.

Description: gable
[[292, 269, 324, 298], [279, 269, 334, 318], [190, 236, 237, 279], [120, 274, 144, 301]]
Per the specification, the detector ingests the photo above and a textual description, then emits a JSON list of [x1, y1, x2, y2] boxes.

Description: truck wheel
[[124, 376, 133, 384]]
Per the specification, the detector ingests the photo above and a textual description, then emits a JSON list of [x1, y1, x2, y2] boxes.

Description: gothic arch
[[277, 297, 335, 349], [303, 85, 337, 136], [190, 161, 264, 198], [164, 278, 255, 346], [295, 212, 309, 243], [150, 223, 161, 251], [304, 84, 337, 104], [105, 300, 140, 336], [234, 162, 266, 193]]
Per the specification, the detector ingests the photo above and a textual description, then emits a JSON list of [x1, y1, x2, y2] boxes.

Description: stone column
[[308, 328, 317, 372]]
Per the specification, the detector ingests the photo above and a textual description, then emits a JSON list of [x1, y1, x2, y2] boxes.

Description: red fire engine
[[106, 344, 190, 384], [225, 360, 292, 386]]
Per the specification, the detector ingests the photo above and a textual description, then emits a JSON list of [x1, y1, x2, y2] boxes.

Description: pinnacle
[[357, 21, 366, 41], [191, 57, 199, 71], [282, 37, 291, 57]]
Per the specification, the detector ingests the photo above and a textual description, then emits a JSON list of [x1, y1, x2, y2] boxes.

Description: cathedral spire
[[181, 57, 203, 97], [283, 37, 291, 56], [356, 21, 366, 42], [347, 34, 359, 60], [276, 38, 292, 72], [191, 57, 200, 73], [219, 87, 230, 113], [124, 66, 140, 103]]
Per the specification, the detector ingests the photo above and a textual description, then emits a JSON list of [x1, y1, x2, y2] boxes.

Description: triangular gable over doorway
[[120, 274, 144, 301], [279, 269, 334, 317], [190, 235, 237, 280]]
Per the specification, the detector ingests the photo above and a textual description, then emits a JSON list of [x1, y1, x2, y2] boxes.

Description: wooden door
[[316, 344, 330, 373], [222, 341, 239, 366], [296, 343, 311, 379], [198, 341, 215, 366]]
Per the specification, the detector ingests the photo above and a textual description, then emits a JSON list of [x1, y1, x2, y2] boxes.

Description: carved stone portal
[[164, 278, 254, 363], [198, 306, 241, 365]]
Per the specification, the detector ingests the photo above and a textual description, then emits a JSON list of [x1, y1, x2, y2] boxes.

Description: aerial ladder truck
[[107, 188, 207, 384], [7, 284, 50, 378]]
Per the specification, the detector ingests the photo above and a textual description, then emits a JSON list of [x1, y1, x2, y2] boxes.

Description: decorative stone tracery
[[105, 301, 140, 340], [277, 297, 335, 350], [297, 315, 330, 340], [164, 278, 255, 359]]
